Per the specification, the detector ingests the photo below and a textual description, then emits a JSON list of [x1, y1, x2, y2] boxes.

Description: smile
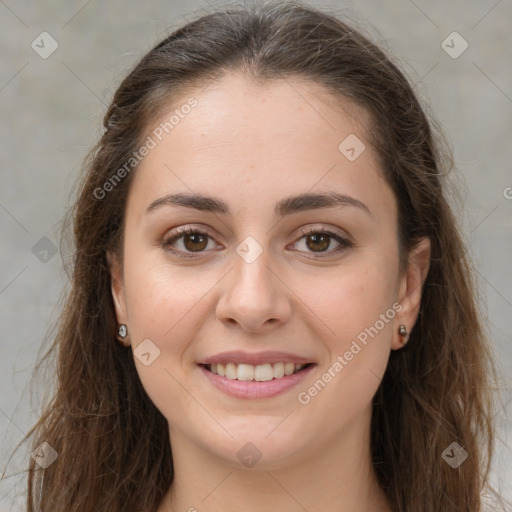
[[199, 362, 316, 399], [204, 362, 311, 381]]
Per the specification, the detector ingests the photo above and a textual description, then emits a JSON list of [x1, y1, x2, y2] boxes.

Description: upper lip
[[200, 351, 315, 366]]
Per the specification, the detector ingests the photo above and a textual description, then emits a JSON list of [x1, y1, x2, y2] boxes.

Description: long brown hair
[[11, 1, 505, 510]]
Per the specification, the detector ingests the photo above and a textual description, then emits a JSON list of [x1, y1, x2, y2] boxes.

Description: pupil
[[185, 234, 207, 252], [307, 233, 329, 252]]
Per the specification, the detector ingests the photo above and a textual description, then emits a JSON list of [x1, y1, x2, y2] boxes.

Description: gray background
[[1, 0, 511, 509]]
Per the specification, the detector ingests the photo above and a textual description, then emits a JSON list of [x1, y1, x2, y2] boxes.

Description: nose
[[215, 242, 292, 333]]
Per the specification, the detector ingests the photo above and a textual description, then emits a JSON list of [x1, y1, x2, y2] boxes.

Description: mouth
[[198, 361, 316, 399], [200, 362, 314, 381]]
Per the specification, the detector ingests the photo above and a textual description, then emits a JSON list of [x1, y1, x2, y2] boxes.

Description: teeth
[[226, 363, 237, 380], [273, 362, 285, 379], [238, 363, 255, 381], [207, 362, 308, 381], [284, 363, 295, 376], [254, 364, 273, 381]]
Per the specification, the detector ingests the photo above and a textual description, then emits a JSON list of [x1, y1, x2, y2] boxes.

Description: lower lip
[[198, 364, 316, 399]]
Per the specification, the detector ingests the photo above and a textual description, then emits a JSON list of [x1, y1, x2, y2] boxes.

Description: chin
[[200, 425, 310, 471]]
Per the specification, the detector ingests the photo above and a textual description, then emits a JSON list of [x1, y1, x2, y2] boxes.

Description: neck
[[158, 408, 391, 512]]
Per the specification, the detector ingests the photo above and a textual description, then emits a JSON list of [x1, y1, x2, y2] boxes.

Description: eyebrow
[[145, 191, 372, 218]]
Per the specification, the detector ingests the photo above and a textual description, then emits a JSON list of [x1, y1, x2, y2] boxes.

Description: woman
[[20, 1, 505, 510]]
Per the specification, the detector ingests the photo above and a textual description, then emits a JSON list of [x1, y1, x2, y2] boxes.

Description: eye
[[162, 226, 219, 258], [161, 225, 353, 260], [291, 226, 353, 259]]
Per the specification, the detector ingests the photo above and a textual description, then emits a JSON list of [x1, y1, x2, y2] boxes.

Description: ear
[[392, 237, 431, 350], [106, 250, 128, 325]]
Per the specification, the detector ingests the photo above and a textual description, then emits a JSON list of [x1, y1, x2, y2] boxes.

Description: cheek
[[292, 258, 398, 424], [121, 249, 212, 418], [122, 243, 207, 342], [295, 250, 399, 347]]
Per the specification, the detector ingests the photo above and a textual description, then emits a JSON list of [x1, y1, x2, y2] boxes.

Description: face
[[108, 72, 429, 470]]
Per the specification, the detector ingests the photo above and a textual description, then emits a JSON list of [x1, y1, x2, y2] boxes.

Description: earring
[[398, 324, 409, 345], [117, 324, 129, 346]]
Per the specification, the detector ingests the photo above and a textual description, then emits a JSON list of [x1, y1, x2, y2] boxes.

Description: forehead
[[127, 72, 394, 221], [151, 72, 370, 154]]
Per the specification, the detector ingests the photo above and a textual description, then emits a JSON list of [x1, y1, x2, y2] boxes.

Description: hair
[[9, 1, 505, 510]]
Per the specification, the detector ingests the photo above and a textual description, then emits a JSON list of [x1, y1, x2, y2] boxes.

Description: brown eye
[[182, 232, 208, 252], [162, 227, 218, 258], [292, 227, 353, 259], [305, 233, 331, 252]]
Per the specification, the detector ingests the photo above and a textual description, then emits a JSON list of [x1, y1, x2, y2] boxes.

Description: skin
[[108, 72, 430, 512]]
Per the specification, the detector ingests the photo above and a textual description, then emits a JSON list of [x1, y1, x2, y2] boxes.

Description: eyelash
[[161, 225, 353, 260]]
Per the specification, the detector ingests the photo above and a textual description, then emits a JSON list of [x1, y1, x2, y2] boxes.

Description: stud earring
[[117, 324, 129, 346], [398, 324, 409, 345]]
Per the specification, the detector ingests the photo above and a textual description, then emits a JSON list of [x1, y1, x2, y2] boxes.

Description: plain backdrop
[[1, 0, 511, 510]]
